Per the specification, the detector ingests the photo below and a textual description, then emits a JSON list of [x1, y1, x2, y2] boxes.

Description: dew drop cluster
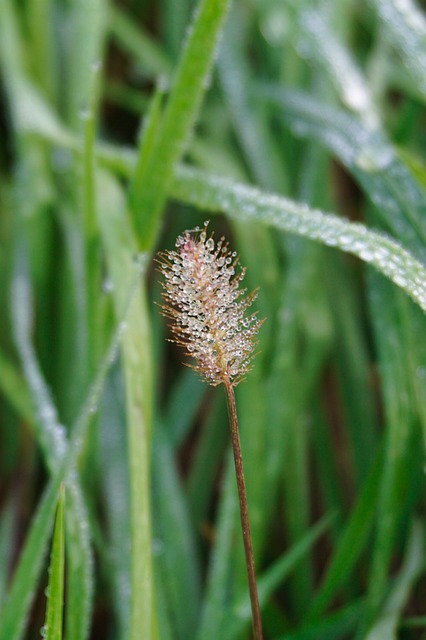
[[158, 223, 264, 386]]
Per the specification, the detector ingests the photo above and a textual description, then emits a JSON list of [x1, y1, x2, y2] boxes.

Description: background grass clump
[[1, 0, 426, 638]]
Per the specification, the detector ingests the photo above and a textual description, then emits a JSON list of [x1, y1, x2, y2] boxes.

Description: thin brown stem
[[224, 379, 263, 640]]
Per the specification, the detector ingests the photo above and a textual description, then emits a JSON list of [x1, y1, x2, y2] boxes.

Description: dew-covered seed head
[[157, 222, 264, 386]]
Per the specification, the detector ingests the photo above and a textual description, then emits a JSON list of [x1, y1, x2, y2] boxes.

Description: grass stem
[[224, 379, 263, 640]]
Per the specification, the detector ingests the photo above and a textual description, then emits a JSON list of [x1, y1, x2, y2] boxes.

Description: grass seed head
[[157, 222, 264, 386]]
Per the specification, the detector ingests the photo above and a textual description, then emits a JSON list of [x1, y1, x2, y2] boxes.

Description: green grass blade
[[255, 87, 426, 258], [98, 370, 131, 639], [11, 250, 67, 470], [96, 170, 157, 640], [11, 248, 94, 640], [276, 601, 363, 640], [108, 4, 173, 79], [0, 479, 62, 640], [172, 165, 426, 315], [308, 446, 383, 619], [152, 423, 202, 638], [359, 271, 418, 633], [130, 0, 231, 250], [65, 0, 106, 128], [371, 0, 426, 101], [0, 501, 14, 608], [0, 263, 138, 640], [196, 454, 238, 640], [44, 486, 66, 640], [366, 520, 424, 639], [224, 514, 334, 640], [0, 351, 33, 423]]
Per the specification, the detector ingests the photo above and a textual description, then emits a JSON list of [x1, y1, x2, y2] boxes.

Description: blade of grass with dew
[[24, 84, 426, 304], [129, 0, 231, 250], [255, 87, 426, 260], [0, 261, 139, 640], [43, 486, 66, 640], [95, 170, 157, 640], [291, 6, 379, 127], [224, 513, 334, 640], [307, 444, 383, 619], [365, 519, 424, 639], [369, 0, 426, 102], [0, 477, 64, 640], [152, 422, 202, 639], [171, 165, 426, 315], [11, 247, 94, 640], [65, 0, 106, 128]]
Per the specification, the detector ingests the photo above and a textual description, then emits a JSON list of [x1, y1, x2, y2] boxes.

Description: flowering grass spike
[[158, 221, 265, 640], [157, 222, 264, 387]]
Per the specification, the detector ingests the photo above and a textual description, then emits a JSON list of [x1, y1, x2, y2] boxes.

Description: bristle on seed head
[[157, 222, 264, 386]]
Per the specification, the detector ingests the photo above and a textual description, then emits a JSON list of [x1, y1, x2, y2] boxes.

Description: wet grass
[[1, 0, 426, 638]]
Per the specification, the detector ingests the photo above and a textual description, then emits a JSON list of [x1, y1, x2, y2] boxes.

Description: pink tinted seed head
[[157, 222, 264, 386]]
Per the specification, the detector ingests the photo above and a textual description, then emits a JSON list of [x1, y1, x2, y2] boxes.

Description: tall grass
[[1, 0, 426, 638]]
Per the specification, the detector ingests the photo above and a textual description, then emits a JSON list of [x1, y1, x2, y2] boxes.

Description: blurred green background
[[1, 0, 426, 638]]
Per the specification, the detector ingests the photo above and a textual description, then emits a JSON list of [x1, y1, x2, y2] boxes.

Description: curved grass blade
[[171, 165, 426, 315], [255, 86, 426, 258], [43, 486, 66, 640]]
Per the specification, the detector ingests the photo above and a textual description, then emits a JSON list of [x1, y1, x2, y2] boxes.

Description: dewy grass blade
[[11, 249, 94, 640], [171, 166, 426, 315], [14, 83, 426, 317], [96, 171, 157, 640], [0, 254, 141, 640], [130, 0, 231, 250], [370, 0, 426, 101], [43, 486, 66, 640], [255, 86, 426, 259]]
